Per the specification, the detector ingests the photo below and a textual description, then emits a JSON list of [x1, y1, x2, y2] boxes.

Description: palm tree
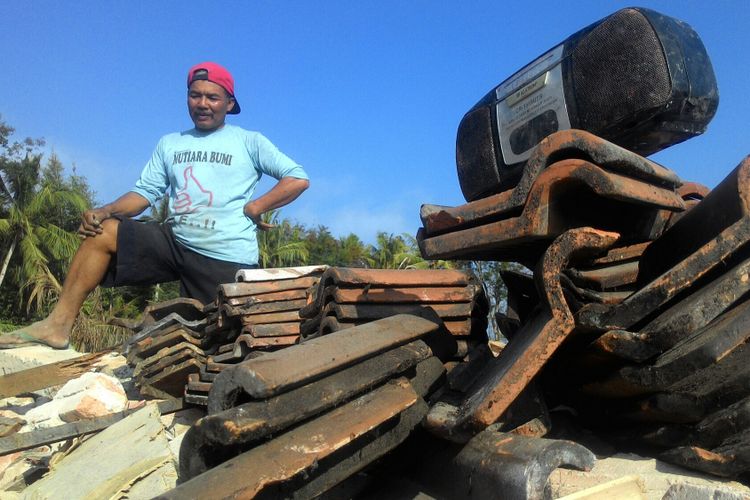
[[0, 153, 87, 312], [370, 232, 414, 269], [257, 210, 309, 268], [368, 232, 456, 270], [338, 233, 374, 268], [398, 233, 454, 270]]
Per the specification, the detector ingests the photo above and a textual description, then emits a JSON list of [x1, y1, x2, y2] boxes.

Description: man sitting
[[1, 61, 309, 349]]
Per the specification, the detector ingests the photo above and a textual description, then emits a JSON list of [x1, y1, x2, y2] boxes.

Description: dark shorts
[[100, 218, 257, 305]]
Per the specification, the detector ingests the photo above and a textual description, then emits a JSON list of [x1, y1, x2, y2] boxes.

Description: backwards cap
[[187, 61, 241, 114]]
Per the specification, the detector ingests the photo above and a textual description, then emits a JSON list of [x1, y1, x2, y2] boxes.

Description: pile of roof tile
[[124, 298, 208, 399], [185, 266, 327, 405], [124, 267, 326, 403], [418, 130, 750, 480], [556, 157, 750, 478], [417, 129, 686, 267], [299, 267, 489, 358], [121, 131, 750, 495], [128, 265, 493, 407], [171, 313, 452, 498]]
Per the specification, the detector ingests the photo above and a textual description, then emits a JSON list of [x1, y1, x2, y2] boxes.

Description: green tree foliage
[[257, 210, 309, 268], [40, 154, 96, 228], [304, 225, 341, 265], [258, 215, 454, 271], [371, 232, 409, 269], [370, 232, 448, 270], [0, 120, 88, 315], [338, 233, 373, 268]]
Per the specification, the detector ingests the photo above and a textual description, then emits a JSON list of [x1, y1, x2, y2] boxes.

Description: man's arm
[[78, 192, 151, 238], [243, 177, 310, 230]]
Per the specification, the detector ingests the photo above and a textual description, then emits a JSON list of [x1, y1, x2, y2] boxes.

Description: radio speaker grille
[[456, 106, 500, 198], [571, 9, 671, 131]]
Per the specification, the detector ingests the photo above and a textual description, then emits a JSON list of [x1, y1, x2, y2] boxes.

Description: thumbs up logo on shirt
[[174, 165, 214, 214]]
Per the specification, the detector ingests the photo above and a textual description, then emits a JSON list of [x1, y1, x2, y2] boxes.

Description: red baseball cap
[[187, 61, 241, 114]]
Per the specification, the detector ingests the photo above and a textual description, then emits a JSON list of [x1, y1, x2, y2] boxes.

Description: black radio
[[456, 7, 719, 202]]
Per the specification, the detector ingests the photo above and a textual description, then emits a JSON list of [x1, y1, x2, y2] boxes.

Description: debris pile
[[4, 131, 750, 496], [0, 350, 197, 496], [121, 132, 750, 497], [173, 313, 449, 498], [413, 132, 750, 486]]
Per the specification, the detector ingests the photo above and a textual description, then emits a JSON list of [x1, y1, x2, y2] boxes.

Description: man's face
[[188, 80, 236, 131]]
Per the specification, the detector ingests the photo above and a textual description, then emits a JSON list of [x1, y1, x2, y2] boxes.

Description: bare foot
[[0, 319, 71, 349]]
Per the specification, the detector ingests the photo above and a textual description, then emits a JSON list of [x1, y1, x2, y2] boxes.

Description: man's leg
[[2, 219, 119, 348]]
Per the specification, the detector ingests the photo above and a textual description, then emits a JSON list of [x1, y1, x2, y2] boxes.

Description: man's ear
[[227, 97, 236, 113]]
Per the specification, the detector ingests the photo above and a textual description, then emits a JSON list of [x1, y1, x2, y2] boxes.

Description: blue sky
[[2, 1, 748, 243]]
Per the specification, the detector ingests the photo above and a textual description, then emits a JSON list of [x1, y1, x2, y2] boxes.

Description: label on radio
[[495, 44, 571, 165]]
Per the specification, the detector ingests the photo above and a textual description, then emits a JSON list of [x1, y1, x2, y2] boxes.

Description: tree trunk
[[0, 236, 17, 288]]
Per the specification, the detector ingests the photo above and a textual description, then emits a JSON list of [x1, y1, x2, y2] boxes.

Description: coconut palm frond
[[274, 241, 310, 267], [18, 230, 49, 281], [23, 267, 61, 314], [34, 224, 81, 261], [258, 209, 309, 268], [27, 185, 88, 217]]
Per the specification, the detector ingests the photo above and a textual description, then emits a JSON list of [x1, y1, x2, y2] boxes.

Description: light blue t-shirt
[[131, 124, 308, 265]]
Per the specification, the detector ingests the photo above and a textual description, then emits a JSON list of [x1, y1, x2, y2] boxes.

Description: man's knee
[[83, 218, 120, 253]]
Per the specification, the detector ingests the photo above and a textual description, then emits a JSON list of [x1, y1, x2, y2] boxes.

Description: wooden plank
[[0, 398, 182, 455], [553, 475, 645, 499], [0, 351, 111, 399], [22, 403, 176, 499]]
